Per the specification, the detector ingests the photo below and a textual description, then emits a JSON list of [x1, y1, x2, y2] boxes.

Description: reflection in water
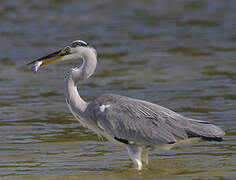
[[0, 0, 236, 179]]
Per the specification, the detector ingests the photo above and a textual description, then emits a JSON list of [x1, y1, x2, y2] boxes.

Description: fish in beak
[[27, 47, 71, 73]]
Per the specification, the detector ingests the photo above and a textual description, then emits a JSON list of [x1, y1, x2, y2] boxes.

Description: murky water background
[[0, 0, 236, 179]]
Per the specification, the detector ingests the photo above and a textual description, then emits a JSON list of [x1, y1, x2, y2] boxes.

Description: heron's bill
[[40, 56, 63, 66], [27, 49, 65, 72]]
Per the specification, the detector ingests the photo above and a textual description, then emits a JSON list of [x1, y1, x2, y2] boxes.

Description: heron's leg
[[142, 148, 148, 165], [126, 145, 143, 170]]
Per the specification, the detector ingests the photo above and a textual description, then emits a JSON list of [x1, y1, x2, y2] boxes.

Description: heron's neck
[[65, 48, 97, 113]]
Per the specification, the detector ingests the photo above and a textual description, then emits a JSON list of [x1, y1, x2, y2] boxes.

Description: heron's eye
[[59, 46, 71, 56], [65, 46, 71, 54]]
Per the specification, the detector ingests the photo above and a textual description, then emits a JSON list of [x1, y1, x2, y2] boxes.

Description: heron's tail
[[185, 119, 225, 141]]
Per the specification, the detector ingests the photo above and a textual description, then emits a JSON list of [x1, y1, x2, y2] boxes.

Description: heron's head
[[27, 40, 93, 72]]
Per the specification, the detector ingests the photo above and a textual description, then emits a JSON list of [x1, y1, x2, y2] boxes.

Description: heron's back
[[86, 94, 225, 146]]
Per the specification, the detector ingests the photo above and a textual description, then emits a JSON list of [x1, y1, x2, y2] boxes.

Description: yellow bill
[[27, 48, 68, 73]]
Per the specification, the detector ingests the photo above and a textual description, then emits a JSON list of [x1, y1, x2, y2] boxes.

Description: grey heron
[[27, 40, 225, 170]]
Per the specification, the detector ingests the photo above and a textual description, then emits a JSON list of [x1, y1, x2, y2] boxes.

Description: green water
[[0, 0, 235, 179]]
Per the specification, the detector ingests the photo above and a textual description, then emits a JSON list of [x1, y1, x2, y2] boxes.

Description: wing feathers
[[86, 94, 224, 146]]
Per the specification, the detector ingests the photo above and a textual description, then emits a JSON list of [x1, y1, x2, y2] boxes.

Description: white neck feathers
[[65, 47, 97, 113]]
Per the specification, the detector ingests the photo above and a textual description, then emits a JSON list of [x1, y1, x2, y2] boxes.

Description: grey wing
[[87, 94, 191, 146]]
